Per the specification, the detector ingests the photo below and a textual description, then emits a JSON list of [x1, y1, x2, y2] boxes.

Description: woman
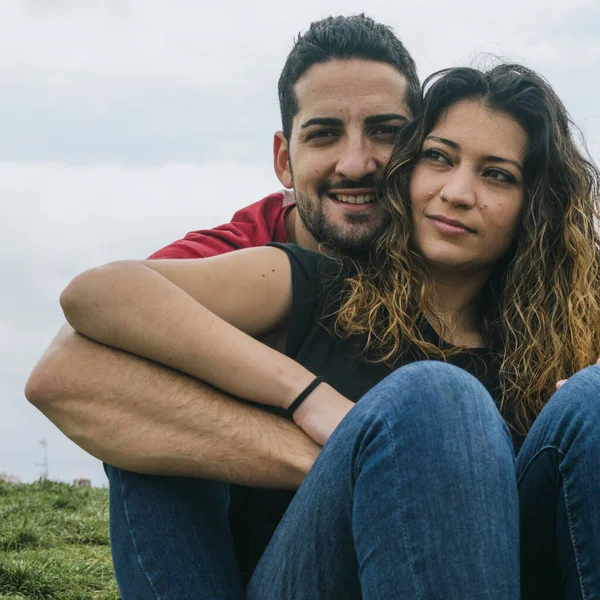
[[61, 64, 600, 599]]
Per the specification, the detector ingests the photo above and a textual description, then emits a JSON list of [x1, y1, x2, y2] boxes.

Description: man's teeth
[[334, 194, 376, 205]]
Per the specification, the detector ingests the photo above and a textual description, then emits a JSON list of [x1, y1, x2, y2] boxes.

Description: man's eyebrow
[[364, 113, 409, 125], [300, 114, 409, 129], [300, 117, 343, 129], [426, 135, 523, 172]]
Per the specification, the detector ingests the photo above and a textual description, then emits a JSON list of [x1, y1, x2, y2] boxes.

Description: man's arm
[[25, 324, 320, 489], [58, 248, 352, 444]]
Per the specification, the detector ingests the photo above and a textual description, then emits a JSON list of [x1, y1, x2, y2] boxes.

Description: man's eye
[[307, 130, 338, 140], [372, 126, 399, 137], [422, 149, 451, 165]]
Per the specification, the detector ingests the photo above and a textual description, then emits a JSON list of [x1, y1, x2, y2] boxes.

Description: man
[[26, 14, 419, 598]]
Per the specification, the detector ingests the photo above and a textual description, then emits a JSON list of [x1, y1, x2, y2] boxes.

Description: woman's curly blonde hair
[[334, 64, 600, 435]]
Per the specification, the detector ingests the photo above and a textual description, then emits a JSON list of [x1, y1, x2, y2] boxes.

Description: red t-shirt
[[149, 191, 294, 260]]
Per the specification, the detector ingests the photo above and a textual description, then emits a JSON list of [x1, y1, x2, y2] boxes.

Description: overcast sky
[[2, 0, 599, 486]]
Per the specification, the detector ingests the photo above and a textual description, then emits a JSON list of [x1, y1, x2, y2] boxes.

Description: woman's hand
[[291, 382, 354, 446], [555, 357, 600, 390]]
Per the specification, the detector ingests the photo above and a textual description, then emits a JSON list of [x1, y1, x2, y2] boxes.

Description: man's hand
[[26, 325, 320, 489], [555, 357, 600, 390]]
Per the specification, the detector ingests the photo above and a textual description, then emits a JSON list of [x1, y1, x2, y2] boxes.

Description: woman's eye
[[484, 169, 516, 183], [423, 149, 450, 165]]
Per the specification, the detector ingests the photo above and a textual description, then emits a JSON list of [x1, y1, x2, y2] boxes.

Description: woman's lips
[[427, 215, 474, 235]]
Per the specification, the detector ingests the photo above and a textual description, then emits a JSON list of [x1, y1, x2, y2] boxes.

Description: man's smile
[[327, 189, 377, 205]]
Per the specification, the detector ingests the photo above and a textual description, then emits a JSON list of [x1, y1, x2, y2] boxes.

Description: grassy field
[[0, 479, 119, 600]]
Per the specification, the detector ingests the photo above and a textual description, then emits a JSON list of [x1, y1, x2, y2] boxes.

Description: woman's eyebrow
[[425, 135, 523, 172], [425, 135, 459, 149], [485, 155, 523, 173]]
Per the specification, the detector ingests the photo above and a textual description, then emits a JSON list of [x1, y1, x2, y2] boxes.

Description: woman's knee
[[352, 361, 510, 452], [554, 365, 600, 413], [359, 361, 495, 420], [531, 364, 600, 445]]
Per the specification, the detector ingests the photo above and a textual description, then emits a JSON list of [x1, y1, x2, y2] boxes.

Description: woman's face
[[410, 98, 527, 276]]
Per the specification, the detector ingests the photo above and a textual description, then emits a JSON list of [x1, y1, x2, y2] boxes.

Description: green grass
[[0, 480, 119, 599]]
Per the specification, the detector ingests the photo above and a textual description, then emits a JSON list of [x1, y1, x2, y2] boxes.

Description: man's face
[[275, 58, 411, 255]]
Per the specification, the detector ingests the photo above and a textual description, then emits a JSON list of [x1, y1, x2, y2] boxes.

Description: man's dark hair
[[278, 14, 420, 139]]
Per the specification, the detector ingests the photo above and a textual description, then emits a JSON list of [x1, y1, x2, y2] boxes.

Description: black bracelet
[[286, 376, 325, 419]]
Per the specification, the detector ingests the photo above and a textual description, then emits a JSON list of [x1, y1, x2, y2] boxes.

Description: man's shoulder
[[227, 189, 293, 229], [231, 189, 294, 218], [149, 190, 295, 260]]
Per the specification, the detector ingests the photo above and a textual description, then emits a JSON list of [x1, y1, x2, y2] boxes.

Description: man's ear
[[273, 131, 293, 189]]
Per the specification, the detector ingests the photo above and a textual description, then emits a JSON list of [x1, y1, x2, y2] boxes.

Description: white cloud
[[1, 1, 598, 164], [1, 160, 280, 484], [1, 0, 599, 484], [0, 1, 284, 84]]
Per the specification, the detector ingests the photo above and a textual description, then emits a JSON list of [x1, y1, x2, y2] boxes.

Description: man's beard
[[294, 191, 389, 258]]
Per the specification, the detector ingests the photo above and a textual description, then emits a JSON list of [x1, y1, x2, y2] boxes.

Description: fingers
[[556, 358, 600, 390]]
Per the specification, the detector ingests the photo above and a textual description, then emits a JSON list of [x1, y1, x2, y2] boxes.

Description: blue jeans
[[106, 362, 600, 599]]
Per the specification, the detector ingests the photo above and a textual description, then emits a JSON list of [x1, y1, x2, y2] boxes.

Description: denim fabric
[[517, 365, 600, 600], [106, 361, 600, 599], [105, 466, 242, 599], [246, 361, 519, 599]]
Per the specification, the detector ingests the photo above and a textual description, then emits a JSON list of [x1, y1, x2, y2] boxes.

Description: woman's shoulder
[[266, 242, 343, 282]]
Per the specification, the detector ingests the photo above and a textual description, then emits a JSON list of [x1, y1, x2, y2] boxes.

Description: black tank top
[[230, 243, 521, 584]]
